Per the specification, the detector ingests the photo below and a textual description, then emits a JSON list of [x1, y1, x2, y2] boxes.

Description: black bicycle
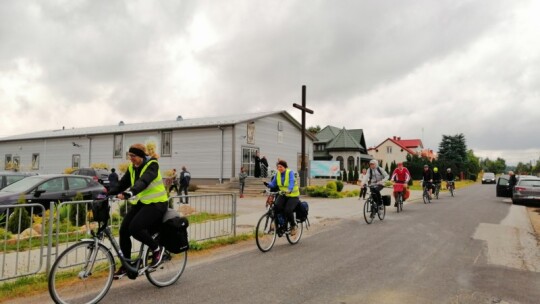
[[422, 181, 432, 204], [447, 180, 455, 197], [363, 185, 386, 224], [48, 198, 188, 304], [255, 190, 304, 252], [433, 182, 441, 199]]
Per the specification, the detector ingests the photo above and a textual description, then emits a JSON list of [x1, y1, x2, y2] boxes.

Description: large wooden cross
[[293, 85, 314, 188]]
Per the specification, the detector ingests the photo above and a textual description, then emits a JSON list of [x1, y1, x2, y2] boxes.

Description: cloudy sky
[[1, 0, 539, 165]]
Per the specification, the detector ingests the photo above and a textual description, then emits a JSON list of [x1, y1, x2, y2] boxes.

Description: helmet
[[433, 167, 438, 173], [447, 168, 451, 172]]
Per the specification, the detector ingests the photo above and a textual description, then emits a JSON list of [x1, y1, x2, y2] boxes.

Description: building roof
[[326, 128, 363, 150], [0, 111, 315, 142], [395, 138, 423, 149], [314, 125, 341, 143], [373, 137, 416, 155]]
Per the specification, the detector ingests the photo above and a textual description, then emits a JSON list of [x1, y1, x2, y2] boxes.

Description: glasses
[[128, 154, 138, 159]]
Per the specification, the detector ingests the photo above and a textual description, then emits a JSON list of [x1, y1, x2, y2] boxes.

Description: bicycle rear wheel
[[255, 213, 277, 252], [396, 193, 402, 213], [450, 185, 454, 197], [377, 203, 386, 220], [48, 240, 114, 304], [286, 221, 303, 244], [145, 248, 188, 287], [363, 198, 374, 224]]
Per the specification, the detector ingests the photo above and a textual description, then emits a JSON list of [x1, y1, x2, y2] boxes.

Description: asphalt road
[[7, 184, 540, 304]]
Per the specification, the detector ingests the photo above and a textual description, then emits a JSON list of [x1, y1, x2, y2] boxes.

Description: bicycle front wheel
[[286, 221, 303, 244], [363, 199, 374, 224], [423, 190, 430, 204], [450, 186, 454, 197], [255, 213, 277, 252], [48, 240, 114, 304], [396, 193, 402, 213], [145, 248, 188, 287]]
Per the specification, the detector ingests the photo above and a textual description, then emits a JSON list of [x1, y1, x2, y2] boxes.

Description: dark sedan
[[0, 174, 106, 214], [0, 171, 37, 189]]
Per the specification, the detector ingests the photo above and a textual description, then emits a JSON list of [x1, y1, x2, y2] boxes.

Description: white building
[[0, 111, 314, 184]]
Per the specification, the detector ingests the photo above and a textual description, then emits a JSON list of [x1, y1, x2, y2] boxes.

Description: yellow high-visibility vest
[[276, 169, 300, 197], [128, 160, 168, 204]]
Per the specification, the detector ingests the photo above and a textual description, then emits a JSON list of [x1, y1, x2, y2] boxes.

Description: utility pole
[[293, 85, 314, 188]]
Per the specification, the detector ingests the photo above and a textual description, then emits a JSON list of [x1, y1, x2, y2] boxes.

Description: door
[[31, 177, 70, 210], [242, 147, 259, 177], [496, 175, 512, 197]]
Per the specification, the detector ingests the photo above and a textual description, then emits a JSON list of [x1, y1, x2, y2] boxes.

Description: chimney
[[176, 115, 183, 121], [393, 136, 396, 140], [398, 137, 401, 140], [118, 121, 124, 126]]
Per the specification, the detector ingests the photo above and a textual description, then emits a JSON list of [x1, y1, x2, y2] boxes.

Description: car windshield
[[484, 173, 495, 178], [0, 176, 49, 193]]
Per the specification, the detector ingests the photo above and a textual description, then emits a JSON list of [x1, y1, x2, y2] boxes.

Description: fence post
[[46, 201, 55, 275], [232, 194, 237, 237]]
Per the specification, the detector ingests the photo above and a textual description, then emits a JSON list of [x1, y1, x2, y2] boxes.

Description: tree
[[308, 125, 321, 135], [438, 134, 475, 179]]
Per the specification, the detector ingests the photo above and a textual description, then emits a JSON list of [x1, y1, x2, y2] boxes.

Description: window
[[72, 154, 80, 168], [5, 154, 12, 169], [13, 156, 20, 170], [277, 121, 283, 131], [38, 177, 65, 192], [68, 177, 89, 190], [113, 134, 123, 158], [32, 153, 39, 170], [161, 131, 172, 156], [347, 156, 355, 171], [336, 156, 344, 170], [387, 146, 392, 154]]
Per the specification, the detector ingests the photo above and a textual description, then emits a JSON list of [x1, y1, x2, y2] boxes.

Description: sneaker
[[113, 266, 127, 280], [150, 246, 165, 268], [289, 226, 297, 236]]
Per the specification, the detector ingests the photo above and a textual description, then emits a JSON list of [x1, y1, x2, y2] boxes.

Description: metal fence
[[0, 193, 236, 282]]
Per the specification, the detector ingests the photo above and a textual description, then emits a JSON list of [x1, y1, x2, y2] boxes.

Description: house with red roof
[[368, 136, 437, 168]]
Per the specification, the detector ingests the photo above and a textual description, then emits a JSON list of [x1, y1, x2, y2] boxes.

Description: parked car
[[482, 172, 496, 184], [0, 174, 106, 214], [71, 168, 110, 189], [0, 171, 37, 189], [512, 176, 540, 205]]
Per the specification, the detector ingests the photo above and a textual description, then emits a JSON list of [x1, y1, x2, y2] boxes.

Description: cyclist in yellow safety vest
[[265, 160, 300, 236], [108, 143, 169, 279]]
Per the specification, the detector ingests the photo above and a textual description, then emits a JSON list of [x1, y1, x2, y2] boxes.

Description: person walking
[[108, 168, 119, 190], [108, 143, 168, 279], [168, 168, 179, 195], [508, 171, 517, 196], [358, 168, 368, 199], [179, 166, 191, 204], [239, 166, 248, 198]]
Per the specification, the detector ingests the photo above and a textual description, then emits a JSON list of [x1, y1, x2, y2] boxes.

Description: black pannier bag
[[159, 208, 189, 253], [91, 199, 110, 223], [382, 195, 391, 206], [294, 201, 309, 223]]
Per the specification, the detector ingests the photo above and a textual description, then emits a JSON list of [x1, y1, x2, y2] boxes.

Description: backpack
[[159, 209, 189, 253], [294, 201, 309, 223], [369, 167, 384, 183]]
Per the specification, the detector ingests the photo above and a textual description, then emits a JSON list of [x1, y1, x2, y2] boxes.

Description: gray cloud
[[0, 0, 538, 165]]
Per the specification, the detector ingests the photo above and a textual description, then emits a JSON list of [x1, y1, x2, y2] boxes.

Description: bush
[[7, 195, 31, 234], [348, 170, 354, 183], [326, 181, 337, 192], [469, 174, 477, 182], [69, 193, 87, 226], [0, 228, 12, 239], [335, 180, 344, 192]]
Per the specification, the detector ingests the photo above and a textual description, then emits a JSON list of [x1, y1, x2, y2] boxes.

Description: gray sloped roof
[[326, 128, 363, 150], [0, 111, 306, 142], [315, 125, 341, 143], [347, 129, 367, 150]]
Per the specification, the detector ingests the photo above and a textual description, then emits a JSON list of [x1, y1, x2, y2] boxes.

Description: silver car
[[512, 176, 540, 205]]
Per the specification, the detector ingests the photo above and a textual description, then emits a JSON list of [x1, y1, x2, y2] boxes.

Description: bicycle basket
[[91, 199, 110, 223]]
